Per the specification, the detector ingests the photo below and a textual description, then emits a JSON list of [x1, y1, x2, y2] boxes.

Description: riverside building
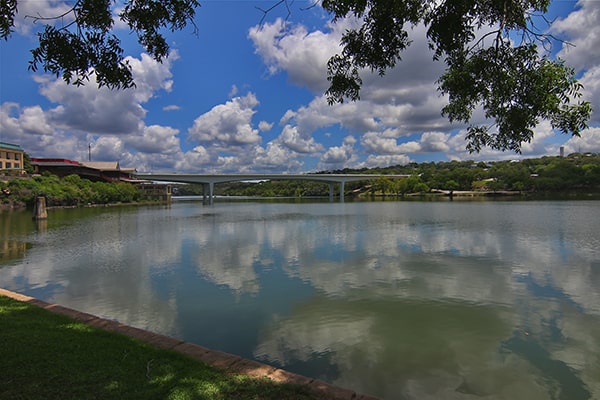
[[0, 142, 25, 175]]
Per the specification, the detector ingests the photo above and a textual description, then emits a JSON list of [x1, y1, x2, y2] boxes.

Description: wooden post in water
[[32, 196, 48, 220]]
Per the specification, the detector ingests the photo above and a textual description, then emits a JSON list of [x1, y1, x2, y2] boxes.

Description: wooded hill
[[175, 153, 600, 197]]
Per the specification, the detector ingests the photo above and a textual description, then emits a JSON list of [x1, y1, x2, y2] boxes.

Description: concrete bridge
[[135, 173, 410, 204]]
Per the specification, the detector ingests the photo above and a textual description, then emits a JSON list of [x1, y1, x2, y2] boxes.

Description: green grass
[[0, 295, 316, 400]]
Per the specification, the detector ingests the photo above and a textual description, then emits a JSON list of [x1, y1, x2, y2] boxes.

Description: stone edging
[[0, 288, 379, 400]]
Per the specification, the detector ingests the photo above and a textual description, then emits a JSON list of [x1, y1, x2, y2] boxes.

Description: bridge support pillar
[[201, 183, 214, 205], [329, 183, 334, 202], [340, 181, 345, 202], [32, 196, 48, 220]]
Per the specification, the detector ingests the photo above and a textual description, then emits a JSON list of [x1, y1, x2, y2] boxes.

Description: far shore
[[3, 190, 599, 212]]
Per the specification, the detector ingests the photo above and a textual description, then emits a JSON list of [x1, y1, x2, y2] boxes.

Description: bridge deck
[[135, 173, 410, 204]]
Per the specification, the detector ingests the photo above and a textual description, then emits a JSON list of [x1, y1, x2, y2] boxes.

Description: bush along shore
[[1, 173, 151, 210]]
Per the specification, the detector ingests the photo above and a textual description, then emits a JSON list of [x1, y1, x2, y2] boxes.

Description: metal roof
[[80, 161, 120, 171], [0, 142, 24, 151]]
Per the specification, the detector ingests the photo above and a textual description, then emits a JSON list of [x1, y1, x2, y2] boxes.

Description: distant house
[[30, 158, 136, 182], [0, 142, 26, 175]]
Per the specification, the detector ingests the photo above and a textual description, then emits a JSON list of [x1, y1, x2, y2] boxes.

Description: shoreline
[[0, 288, 379, 400], [0, 199, 169, 211]]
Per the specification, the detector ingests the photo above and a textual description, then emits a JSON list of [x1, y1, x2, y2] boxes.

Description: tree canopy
[[1, 0, 199, 89], [322, 0, 592, 153], [1, 0, 593, 153]]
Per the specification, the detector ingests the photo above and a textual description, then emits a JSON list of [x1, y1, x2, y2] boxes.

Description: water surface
[[1, 200, 599, 399]]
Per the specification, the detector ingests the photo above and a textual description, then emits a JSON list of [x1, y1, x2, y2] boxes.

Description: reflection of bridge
[[135, 173, 410, 204]]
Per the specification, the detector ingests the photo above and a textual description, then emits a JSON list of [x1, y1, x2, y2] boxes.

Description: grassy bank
[[0, 295, 316, 400]]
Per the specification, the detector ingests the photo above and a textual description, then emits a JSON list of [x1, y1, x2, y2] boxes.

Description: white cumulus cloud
[[187, 93, 262, 148]]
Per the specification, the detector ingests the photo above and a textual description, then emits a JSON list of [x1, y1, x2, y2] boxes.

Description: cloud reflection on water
[[1, 201, 598, 399]]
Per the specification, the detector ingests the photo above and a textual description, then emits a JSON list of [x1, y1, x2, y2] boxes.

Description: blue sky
[[1, 0, 599, 173]]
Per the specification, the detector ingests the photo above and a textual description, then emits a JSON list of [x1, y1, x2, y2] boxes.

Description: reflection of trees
[[0, 240, 28, 264], [0, 209, 182, 336]]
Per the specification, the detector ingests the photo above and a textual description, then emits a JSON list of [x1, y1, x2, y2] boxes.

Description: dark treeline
[[174, 153, 600, 197]]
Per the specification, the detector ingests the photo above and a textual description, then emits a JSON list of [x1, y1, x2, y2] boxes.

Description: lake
[[1, 199, 599, 399]]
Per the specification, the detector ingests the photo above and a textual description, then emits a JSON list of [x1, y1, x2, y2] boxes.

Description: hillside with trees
[[173, 153, 600, 198]]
